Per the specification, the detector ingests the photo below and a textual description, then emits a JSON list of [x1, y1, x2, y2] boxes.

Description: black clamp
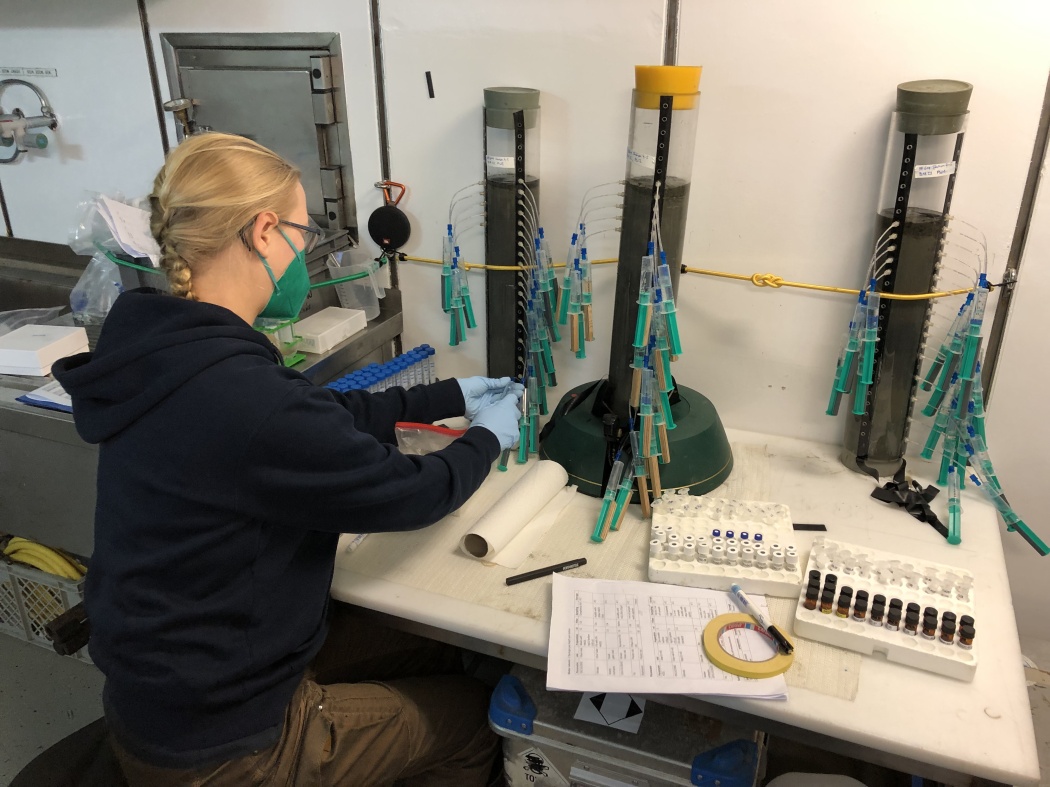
[[870, 460, 950, 540]]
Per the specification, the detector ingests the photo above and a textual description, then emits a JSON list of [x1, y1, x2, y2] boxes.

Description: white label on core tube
[[627, 147, 656, 169], [485, 154, 515, 169], [914, 161, 957, 179]]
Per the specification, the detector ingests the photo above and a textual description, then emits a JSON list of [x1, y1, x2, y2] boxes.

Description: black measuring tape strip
[[854, 132, 918, 481], [941, 133, 965, 216], [649, 95, 674, 252], [513, 109, 529, 380]]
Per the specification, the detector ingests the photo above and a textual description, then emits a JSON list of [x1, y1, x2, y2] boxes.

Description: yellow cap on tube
[[634, 65, 702, 110]]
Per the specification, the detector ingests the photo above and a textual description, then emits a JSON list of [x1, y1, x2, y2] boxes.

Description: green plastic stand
[[540, 382, 733, 498]]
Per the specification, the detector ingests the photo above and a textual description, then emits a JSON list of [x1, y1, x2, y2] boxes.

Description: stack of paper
[[97, 196, 161, 266], [16, 379, 73, 414], [547, 574, 788, 700], [0, 325, 87, 376]]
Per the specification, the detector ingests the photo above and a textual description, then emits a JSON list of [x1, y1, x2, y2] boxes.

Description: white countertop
[[331, 427, 1039, 786]]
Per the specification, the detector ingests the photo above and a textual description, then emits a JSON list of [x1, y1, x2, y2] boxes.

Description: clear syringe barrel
[[606, 66, 702, 417], [843, 79, 972, 474], [629, 430, 646, 477]]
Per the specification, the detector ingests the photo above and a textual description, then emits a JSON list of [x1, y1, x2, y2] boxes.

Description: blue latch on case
[[691, 739, 758, 787], [488, 674, 537, 736]]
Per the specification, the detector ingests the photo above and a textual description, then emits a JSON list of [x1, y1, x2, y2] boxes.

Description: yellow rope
[[399, 255, 974, 301], [400, 254, 617, 272], [681, 267, 975, 301]]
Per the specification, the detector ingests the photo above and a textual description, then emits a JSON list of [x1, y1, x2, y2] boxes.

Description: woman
[[53, 133, 523, 786]]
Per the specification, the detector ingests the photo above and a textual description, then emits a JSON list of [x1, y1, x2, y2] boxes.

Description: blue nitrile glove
[[470, 391, 523, 450], [457, 376, 525, 420]]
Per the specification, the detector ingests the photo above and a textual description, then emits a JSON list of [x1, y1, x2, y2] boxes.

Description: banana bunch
[[3, 537, 86, 581]]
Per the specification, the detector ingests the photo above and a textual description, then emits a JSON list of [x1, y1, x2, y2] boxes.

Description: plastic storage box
[[0, 325, 88, 376], [0, 560, 90, 663], [294, 307, 367, 354], [489, 665, 765, 787]]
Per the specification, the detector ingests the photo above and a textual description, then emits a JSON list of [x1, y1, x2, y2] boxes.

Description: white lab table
[[330, 427, 1039, 786]]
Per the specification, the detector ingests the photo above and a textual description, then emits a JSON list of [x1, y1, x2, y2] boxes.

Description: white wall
[[676, 0, 1050, 445], [379, 0, 666, 383], [0, 0, 164, 241]]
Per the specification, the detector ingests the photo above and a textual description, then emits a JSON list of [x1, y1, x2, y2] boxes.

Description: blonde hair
[[149, 133, 300, 300]]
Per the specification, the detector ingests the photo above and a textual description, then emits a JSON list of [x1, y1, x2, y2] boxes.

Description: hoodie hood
[[52, 289, 280, 444]]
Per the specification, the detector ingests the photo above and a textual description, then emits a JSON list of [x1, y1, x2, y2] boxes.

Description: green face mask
[[257, 228, 310, 320]]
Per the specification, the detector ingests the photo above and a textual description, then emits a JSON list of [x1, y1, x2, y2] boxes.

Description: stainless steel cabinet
[[161, 33, 357, 236]]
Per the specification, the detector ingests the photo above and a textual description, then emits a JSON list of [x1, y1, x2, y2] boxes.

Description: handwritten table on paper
[[548, 574, 787, 699]]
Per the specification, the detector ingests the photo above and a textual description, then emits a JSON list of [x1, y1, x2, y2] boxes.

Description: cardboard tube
[[598, 503, 615, 541], [654, 352, 667, 391], [638, 476, 652, 518], [460, 461, 569, 560], [648, 456, 662, 499], [630, 368, 642, 408], [612, 497, 630, 531], [658, 424, 671, 463]]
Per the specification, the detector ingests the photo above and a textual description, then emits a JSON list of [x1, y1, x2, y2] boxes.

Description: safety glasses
[[279, 217, 325, 254], [241, 216, 325, 254]]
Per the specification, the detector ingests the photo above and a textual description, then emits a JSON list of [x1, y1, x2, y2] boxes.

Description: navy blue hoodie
[[52, 289, 499, 768]]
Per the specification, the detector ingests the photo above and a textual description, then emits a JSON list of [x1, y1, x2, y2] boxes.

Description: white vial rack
[[794, 537, 977, 682], [648, 493, 803, 598]]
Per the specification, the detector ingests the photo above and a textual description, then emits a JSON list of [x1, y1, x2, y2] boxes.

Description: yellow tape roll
[[702, 613, 795, 678]]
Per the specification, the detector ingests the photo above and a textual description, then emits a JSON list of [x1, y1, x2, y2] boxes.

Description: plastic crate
[[490, 665, 765, 787], [0, 560, 90, 663]]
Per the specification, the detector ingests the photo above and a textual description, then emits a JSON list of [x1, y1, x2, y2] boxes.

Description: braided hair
[[147, 133, 300, 300]]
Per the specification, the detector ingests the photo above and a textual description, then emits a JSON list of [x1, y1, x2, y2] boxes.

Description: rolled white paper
[[460, 460, 569, 561]]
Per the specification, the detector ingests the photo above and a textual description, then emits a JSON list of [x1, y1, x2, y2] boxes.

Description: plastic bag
[[70, 254, 125, 323], [68, 191, 154, 257], [0, 306, 65, 339], [394, 422, 467, 455], [68, 191, 122, 256]]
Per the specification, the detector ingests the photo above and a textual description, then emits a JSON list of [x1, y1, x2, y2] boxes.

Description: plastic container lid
[[895, 79, 972, 135], [483, 87, 540, 130], [634, 65, 702, 110]]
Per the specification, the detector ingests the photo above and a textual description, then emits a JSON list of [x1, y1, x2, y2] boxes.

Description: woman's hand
[[457, 376, 524, 420], [469, 390, 524, 450]]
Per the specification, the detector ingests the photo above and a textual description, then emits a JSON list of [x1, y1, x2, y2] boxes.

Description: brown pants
[[112, 603, 501, 786]]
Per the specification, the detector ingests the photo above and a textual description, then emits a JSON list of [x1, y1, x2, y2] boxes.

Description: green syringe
[[947, 465, 962, 545], [591, 458, 625, 543]]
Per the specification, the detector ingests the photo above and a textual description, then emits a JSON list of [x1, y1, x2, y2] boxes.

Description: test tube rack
[[794, 537, 977, 682], [648, 494, 803, 598], [325, 344, 437, 394]]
